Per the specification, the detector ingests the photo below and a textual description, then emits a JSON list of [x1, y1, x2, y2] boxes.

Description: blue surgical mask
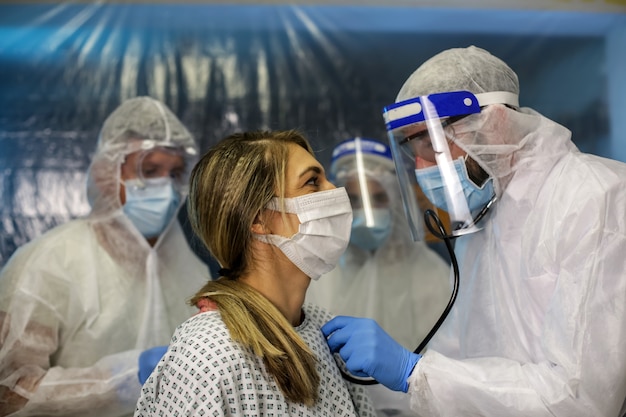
[[350, 208, 392, 251], [123, 177, 180, 238], [415, 157, 495, 216]]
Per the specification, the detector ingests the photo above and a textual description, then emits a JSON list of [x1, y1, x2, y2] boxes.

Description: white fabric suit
[[404, 104, 626, 417]]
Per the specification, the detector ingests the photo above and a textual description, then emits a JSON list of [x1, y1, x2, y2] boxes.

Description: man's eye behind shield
[[398, 115, 470, 166]]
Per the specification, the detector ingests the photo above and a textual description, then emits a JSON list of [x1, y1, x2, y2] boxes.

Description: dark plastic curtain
[[1, 3, 624, 267]]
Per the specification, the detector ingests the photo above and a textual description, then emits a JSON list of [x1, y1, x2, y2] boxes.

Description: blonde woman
[[134, 130, 376, 416]]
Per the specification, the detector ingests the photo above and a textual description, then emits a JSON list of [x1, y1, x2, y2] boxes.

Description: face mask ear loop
[[458, 153, 497, 228]]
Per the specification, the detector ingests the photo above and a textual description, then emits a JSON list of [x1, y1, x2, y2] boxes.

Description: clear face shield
[[383, 90, 517, 239], [124, 140, 198, 193], [330, 138, 395, 251]]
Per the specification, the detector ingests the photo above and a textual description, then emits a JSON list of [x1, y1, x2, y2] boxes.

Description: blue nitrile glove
[[138, 345, 168, 384], [321, 316, 421, 392]]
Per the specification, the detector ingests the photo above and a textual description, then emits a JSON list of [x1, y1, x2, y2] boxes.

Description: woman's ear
[[251, 212, 267, 235]]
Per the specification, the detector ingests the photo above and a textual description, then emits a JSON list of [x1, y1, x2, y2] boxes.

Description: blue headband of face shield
[[330, 137, 393, 170], [383, 90, 519, 130], [381, 90, 518, 239]]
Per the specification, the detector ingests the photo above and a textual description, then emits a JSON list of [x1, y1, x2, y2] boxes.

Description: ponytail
[[189, 278, 320, 406]]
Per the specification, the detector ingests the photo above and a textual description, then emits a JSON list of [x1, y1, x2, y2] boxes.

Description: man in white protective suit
[[321, 46, 626, 417], [307, 137, 452, 417], [0, 97, 211, 417]]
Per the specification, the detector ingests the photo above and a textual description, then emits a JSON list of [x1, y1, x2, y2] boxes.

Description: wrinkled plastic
[[404, 104, 626, 416], [0, 4, 620, 269]]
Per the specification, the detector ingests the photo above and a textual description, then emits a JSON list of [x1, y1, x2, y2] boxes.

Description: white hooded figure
[[394, 46, 626, 417], [0, 97, 211, 417], [322, 46, 626, 417], [306, 137, 452, 417]]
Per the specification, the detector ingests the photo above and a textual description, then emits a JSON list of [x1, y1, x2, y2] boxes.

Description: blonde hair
[[187, 130, 320, 406]]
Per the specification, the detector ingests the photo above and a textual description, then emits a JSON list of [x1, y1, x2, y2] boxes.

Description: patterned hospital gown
[[134, 303, 377, 417]]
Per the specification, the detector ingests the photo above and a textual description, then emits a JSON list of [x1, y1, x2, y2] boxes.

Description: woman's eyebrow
[[298, 166, 322, 178]]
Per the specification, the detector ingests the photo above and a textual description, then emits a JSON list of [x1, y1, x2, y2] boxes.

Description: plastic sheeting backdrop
[[0, 3, 624, 267]]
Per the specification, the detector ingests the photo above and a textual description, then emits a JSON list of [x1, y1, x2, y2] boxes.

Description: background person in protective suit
[[322, 46, 626, 417], [0, 97, 211, 417], [306, 137, 451, 417]]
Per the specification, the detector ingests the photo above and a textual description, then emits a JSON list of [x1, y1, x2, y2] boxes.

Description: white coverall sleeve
[[406, 186, 626, 417], [0, 248, 143, 417]]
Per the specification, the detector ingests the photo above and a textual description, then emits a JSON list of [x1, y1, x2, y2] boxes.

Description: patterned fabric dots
[[134, 304, 376, 417]]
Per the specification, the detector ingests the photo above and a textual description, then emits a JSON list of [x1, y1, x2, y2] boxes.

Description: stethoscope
[[339, 196, 497, 385]]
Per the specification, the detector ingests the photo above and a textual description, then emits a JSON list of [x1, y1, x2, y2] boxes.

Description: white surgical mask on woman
[[256, 187, 353, 280], [123, 177, 180, 238]]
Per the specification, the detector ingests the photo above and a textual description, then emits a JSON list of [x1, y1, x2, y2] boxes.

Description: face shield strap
[[476, 91, 519, 108]]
